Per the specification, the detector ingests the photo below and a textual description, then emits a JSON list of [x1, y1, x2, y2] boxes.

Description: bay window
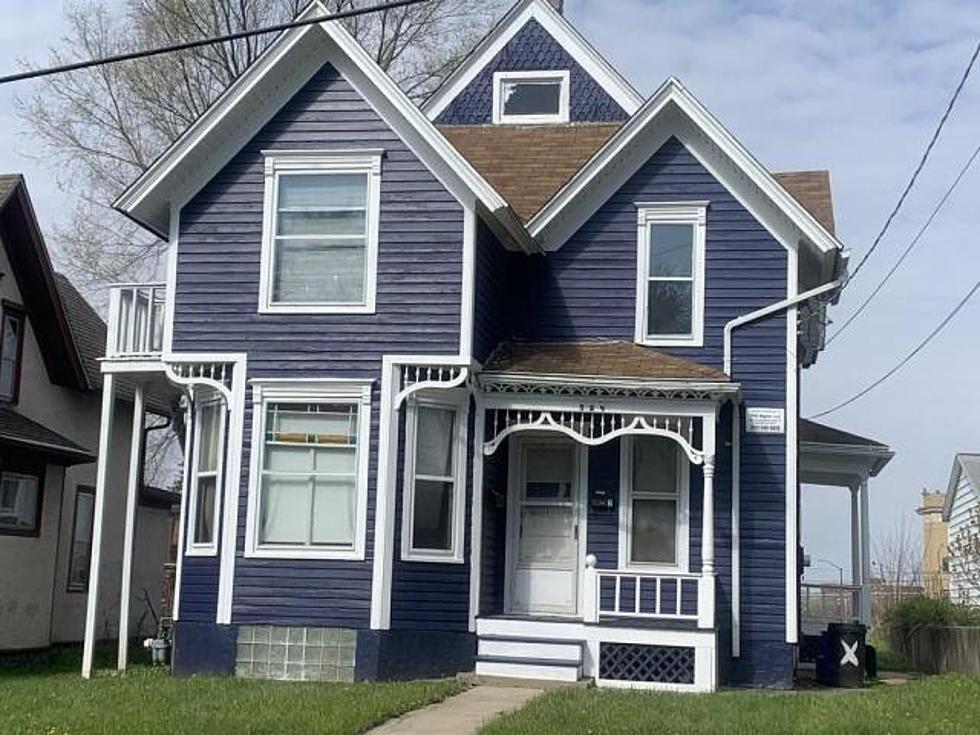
[[259, 151, 381, 314], [635, 203, 707, 347], [620, 436, 689, 570], [401, 397, 467, 563], [246, 381, 371, 560]]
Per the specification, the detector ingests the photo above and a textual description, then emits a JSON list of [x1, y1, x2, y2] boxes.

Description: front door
[[508, 437, 581, 616]]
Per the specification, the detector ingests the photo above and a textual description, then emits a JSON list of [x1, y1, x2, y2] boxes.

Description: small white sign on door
[[745, 407, 785, 434]]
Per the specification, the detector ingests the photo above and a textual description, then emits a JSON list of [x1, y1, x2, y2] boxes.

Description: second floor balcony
[[106, 283, 166, 359]]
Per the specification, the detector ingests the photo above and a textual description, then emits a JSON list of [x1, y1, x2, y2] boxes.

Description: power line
[[826, 142, 980, 345], [809, 279, 980, 419], [843, 39, 980, 288], [0, 0, 430, 86]]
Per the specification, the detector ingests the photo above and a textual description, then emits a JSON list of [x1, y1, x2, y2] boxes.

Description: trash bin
[[815, 622, 866, 687]]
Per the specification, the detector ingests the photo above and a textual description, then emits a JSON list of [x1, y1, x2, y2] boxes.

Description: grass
[[0, 645, 463, 735], [871, 632, 916, 673], [480, 675, 980, 735]]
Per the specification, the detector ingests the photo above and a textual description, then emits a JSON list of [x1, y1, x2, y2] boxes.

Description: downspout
[[723, 280, 843, 377]]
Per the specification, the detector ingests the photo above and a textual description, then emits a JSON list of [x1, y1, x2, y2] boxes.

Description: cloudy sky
[[1, 1, 979, 580]]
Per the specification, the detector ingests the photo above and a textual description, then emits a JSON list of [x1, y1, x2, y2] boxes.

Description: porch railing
[[583, 555, 714, 628], [107, 283, 166, 358], [801, 582, 861, 631]]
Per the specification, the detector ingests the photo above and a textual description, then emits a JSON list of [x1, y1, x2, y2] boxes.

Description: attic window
[[493, 71, 569, 124]]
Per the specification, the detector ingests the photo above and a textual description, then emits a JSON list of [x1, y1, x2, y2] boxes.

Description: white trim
[[116, 384, 144, 671], [162, 204, 179, 353], [400, 394, 469, 564], [468, 397, 485, 632], [423, 0, 642, 120], [492, 70, 570, 125], [618, 436, 691, 574], [258, 150, 381, 315], [172, 397, 193, 622], [634, 203, 707, 348], [529, 77, 844, 263], [185, 398, 227, 557], [731, 402, 741, 658], [785, 247, 799, 644], [243, 378, 372, 561], [460, 203, 477, 359]]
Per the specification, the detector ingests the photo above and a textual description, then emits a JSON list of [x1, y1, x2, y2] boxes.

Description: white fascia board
[[422, 0, 643, 121], [113, 2, 534, 253], [529, 77, 846, 262], [943, 459, 965, 520]]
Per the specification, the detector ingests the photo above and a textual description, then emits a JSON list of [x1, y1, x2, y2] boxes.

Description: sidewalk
[[367, 685, 542, 735]]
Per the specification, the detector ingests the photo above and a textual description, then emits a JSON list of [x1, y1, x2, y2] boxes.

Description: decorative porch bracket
[[163, 358, 237, 406], [482, 407, 704, 464], [394, 364, 469, 410]]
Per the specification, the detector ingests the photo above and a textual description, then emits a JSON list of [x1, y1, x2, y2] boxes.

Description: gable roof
[[527, 78, 845, 275], [423, 0, 643, 121], [773, 171, 835, 236], [799, 419, 888, 449], [943, 453, 980, 520], [53, 273, 109, 390], [114, 1, 532, 251], [0, 175, 89, 391], [0, 404, 94, 465]]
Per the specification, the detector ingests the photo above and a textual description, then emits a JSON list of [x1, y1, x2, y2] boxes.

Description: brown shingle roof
[[484, 341, 731, 382], [772, 171, 835, 235], [439, 123, 620, 221], [439, 126, 836, 235]]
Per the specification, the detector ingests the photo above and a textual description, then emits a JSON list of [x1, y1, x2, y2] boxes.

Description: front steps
[[475, 618, 586, 683]]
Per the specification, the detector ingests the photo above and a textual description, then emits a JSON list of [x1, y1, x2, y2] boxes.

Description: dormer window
[[493, 71, 570, 124]]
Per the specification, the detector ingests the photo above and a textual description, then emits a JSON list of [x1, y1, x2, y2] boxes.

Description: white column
[[82, 373, 117, 679], [117, 384, 145, 670], [850, 485, 861, 584], [701, 455, 716, 575], [468, 398, 485, 632], [859, 478, 872, 625], [731, 403, 741, 658], [171, 394, 194, 622], [583, 554, 599, 623]]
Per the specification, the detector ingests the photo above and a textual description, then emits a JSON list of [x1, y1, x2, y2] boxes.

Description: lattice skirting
[[599, 643, 696, 685]]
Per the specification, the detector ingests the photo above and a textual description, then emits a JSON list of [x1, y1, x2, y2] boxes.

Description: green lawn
[[0, 646, 462, 735], [481, 675, 980, 735]]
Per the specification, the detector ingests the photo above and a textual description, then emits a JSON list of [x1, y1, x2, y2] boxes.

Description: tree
[[17, 0, 504, 291], [948, 506, 980, 605], [871, 516, 923, 624]]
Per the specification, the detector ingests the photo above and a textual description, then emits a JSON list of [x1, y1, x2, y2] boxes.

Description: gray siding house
[[85, 0, 888, 690], [0, 176, 174, 653]]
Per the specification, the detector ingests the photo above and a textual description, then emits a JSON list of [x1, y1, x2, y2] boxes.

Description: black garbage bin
[[815, 622, 866, 687]]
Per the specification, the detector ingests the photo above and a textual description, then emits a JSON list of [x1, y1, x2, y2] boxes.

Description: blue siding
[[177, 558, 219, 623], [586, 441, 619, 570], [173, 61, 466, 629], [474, 219, 525, 362], [480, 438, 508, 616], [435, 19, 629, 125]]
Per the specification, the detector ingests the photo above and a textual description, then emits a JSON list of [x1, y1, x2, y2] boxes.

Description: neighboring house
[[943, 454, 980, 605], [0, 175, 174, 652], [88, 0, 889, 691], [917, 490, 949, 598]]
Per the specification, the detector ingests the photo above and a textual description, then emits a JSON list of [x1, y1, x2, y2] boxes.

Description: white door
[[508, 438, 580, 616]]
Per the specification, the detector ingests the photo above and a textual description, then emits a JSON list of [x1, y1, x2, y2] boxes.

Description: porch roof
[[799, 418, 894, 487]]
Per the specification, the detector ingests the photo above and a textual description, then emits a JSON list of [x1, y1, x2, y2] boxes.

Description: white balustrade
[[584, 557, 706, 625], [107, 283, 166, 357]]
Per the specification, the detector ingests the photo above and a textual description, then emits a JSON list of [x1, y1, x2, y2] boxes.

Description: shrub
[[883, 596, 980, 633]]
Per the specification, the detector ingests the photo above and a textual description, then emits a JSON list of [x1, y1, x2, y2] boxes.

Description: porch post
[[468, 398, 485, 632], [117, 383, 145, 670], [698, 411, 717, 629], [859, 478, 872, 625], [82, 373, 117, 679], [850, 483, 861, 621], [583, 554, 599, 623]]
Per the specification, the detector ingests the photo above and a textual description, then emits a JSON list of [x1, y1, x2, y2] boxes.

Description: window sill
[[244, 545, 365, 561], [495, 115, 569, 125], [623, 563, 693, 575], [401, 550, 465, 565], [635, 335, 704, 349], [185, 544, 219, 558], [259, 303, 376, 316]]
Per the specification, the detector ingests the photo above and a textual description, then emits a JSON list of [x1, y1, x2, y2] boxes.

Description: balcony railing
[[107, 283, 166, 358], [801, 582, 861, 631], [583, 555, 714, 628]]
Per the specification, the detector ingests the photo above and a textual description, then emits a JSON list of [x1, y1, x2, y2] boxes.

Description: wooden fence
[[883, 625, 980, 675]]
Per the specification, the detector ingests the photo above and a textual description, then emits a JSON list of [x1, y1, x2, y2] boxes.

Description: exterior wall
[[473, 220, 525, 363], [948, 471, 978, 605], [172, 62, 466, 634], [0, 233, 170, 650], [434, 18, 629, 125]]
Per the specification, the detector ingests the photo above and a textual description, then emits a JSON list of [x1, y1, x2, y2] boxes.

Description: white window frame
[[258, 149, 383, 315], [618, 436, 690, 573], [492, 70, 570, 125], [185, 398, 226, 557], [244, 379, 372, 561], [634, 202, 708, 348], [400, 391, 468, 564]]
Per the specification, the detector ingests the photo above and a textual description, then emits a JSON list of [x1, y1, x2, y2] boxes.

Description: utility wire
[[809, 279, 980, 419], [843, 39, 980, 288], [826, 142, 980, 345], [0, 0, 430, 86]]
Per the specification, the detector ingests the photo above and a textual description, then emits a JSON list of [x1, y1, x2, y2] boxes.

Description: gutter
[[723, 280, 843, 376]]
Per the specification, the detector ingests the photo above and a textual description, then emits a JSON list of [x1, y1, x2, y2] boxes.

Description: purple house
[[83, 0, 892, 691]]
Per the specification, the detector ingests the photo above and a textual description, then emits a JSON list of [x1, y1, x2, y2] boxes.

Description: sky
[[1, 1, 979, 582]]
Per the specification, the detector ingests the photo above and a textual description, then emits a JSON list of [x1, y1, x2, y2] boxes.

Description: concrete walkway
[[367, 685, 543, 735]]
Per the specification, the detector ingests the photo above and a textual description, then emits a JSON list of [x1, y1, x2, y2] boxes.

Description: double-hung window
[[620, 436, 689, 570], [0, 471, 41, 535], [246, 381, 371, 560], [0, 305, 26, 402], [493, 71, 570, 124], [67, 486, 95, 591], [635, 203, 707, 347], [187, 400, 225, 555], [259, 151, 382, 314], [401, 397, 467, 563]]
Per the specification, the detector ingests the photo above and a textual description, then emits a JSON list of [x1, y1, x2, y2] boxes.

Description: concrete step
[[475, 656, 582, 682], [478, 636, 583, 663]]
